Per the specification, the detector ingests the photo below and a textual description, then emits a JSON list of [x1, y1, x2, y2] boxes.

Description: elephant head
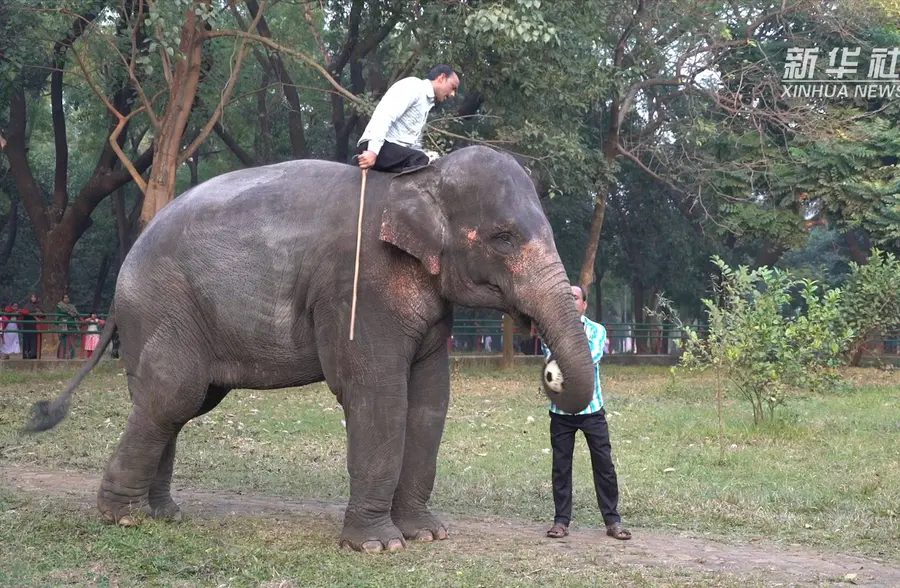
[[379, 146, 595, 413]]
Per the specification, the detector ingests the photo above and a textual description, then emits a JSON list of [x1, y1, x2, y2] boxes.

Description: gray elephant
[[26, 145, 596, 552]]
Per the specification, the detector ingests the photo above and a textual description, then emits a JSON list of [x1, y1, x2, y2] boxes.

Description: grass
[[0, 363, 898, 586], [0, 490, 762, 588]]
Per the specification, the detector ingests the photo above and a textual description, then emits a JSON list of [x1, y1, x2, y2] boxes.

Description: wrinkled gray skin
[[27, 145, 595, 552]]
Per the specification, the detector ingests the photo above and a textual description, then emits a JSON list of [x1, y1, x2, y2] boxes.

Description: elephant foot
[[147, 495, 183, 521], [98, 500, 147, 527], [391, 508, 450, 542], [97, 481, 149, 526], [339, 518, 407, 553]]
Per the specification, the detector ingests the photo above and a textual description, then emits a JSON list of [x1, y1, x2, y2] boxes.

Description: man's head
[[571, 285, 587, 316], [427, 64, 459, 102]]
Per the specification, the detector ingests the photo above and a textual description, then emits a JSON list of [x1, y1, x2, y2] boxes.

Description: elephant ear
[[379, 165, 446, 275]]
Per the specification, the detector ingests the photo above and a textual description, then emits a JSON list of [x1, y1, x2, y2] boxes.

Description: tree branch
[[179, 1, 267, 166], [616, 143, 683, 196], [303, 0, 330, 66], [245, 0, 309, 158], [357, 10, 403, 59], [0, 199, 17, 266], [71, 41, 149, 193], [618, 78, 684, 129], [74, 144, 155, 219], [50, 46, 69, 219], [5, 86, 50, 241], [329, 0, 363, 75], [213, 121, 256, 167], [204, 30, 360, 104]]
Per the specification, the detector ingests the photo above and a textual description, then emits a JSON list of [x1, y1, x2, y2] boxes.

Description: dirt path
[[3, 464, 899, 587]]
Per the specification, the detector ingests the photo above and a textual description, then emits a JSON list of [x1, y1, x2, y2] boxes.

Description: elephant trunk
[[515, 263, 596, 414]]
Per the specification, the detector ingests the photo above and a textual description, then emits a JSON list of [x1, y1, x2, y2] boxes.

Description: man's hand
[[357, 150, 376, 169]]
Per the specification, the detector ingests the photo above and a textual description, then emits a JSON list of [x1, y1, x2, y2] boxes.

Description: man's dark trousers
[[357, 140, 429, 173], [549, 409, 621, 526]]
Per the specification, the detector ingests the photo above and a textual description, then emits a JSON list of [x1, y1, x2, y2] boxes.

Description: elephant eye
[[490, 231, 516, 254]]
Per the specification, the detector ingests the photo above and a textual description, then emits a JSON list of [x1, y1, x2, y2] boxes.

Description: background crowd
[[0, 293, 105, 360]]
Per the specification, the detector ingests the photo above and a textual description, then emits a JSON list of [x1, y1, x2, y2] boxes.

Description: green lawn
[[0, 363, 898, 586]]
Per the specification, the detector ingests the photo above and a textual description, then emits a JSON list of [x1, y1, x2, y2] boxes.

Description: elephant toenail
[[387, 538, 406, 551], [361, 540, 383, 553], [415, 530, 434, 542]]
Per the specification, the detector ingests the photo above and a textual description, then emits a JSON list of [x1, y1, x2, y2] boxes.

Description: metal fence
[[448, 318, 900, 357], [3, 313, 900, 359]]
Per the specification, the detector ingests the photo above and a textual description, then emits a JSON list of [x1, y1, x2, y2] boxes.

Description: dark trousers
[[357, 140, 429, 173], [21, 322, 38, 359], [549, 409, 620, 526]]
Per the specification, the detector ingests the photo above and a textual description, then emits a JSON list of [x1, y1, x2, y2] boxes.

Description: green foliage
[[657, 257, 853, 425], [463, 0, 559, 45], [838, 249, 900, 363], [781, 114, 900, 247]]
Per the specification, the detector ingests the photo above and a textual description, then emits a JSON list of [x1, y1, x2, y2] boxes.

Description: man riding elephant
[[355, 64, 460, 173]]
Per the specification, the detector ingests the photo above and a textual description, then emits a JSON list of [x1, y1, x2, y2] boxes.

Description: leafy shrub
[[656, 256, 853, 424], [838, 249, 900, 366]]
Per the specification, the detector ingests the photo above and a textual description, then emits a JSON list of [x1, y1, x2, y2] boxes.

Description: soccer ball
[[543, 360, 564, 394]]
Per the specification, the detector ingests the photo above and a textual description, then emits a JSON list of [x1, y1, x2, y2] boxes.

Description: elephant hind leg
[[98, 369, 213, 526], [97, 405, 181, 525], [147, 385, 231, 521]]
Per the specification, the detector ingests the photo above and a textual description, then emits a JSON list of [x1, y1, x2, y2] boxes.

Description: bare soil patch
[[3, 463, 898, 586]]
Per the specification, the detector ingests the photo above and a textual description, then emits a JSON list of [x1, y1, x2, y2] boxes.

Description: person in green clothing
[[56, 294, 80, 359]]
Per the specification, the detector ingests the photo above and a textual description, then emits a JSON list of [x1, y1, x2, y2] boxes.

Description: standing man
[[543, 286, 631, 541], [356, 64, 459, 173]]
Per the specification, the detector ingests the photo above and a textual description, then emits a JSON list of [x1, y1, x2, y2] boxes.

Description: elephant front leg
[[339, 371, 410, 553], [391, 341, 451, 542]]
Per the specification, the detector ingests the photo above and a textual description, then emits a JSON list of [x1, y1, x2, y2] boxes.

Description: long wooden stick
[[350, 168, 367, 340]]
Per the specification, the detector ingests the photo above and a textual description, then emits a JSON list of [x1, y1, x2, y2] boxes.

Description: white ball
[[543, 360, 564, 394]]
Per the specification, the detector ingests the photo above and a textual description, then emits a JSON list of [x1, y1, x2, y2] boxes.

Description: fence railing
[[448, 318, 900, 356], [448, 319, 711, 355], [0, 312, 109, 360], [3, 313, 900, 359]]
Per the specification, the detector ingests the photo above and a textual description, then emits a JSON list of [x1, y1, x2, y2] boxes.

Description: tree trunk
[[140, 9, 205, 229], [188, 148, 200, 187], [92, 251, 112, 312], [245, 0, 309, 158], [845, 230, 871, 265], [578, 183, 610, 298], [255, 69, 271, 163], [0, 199, 17, 265], [113, 187, 130, 268], [214, 121, 256, 167], [752, 239, 786, 269], [40, 228, 76, 310], [502, 313, 515, 369], [632, 278, 650, 354]]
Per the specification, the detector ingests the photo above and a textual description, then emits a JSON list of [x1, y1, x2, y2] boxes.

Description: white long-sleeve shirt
[[357, 77, 435, 156]]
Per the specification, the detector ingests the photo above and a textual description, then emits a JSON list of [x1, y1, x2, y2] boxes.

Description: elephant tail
[[22, 302, 119, 433]]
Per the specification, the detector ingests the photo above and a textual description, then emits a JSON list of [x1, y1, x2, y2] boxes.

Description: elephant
[[25, 145, 596, 552]]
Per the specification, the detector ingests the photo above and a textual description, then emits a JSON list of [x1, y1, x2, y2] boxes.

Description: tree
[[2, 6, 155, 307]]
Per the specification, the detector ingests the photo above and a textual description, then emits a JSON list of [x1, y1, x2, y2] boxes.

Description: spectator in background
[[83, 312, 104, 358], [56, 294, 80, 359], [20, 294, 41, 359], [1, 304, 22, 359]]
